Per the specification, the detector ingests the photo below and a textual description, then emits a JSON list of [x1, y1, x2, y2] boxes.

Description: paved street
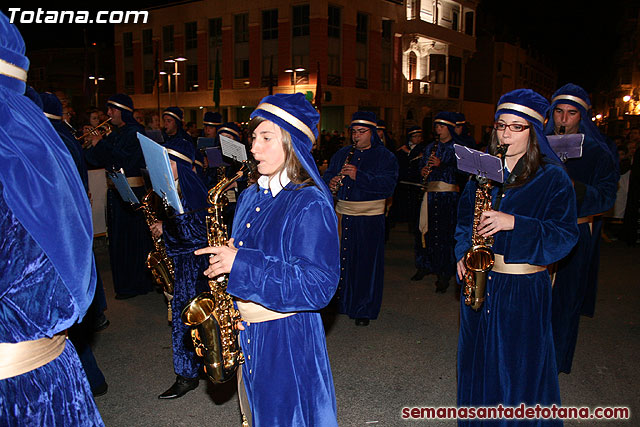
[[92, 227, 639, 426]]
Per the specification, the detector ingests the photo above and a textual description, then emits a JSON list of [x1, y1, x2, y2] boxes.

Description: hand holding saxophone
[[476, 210, 514, 237], [195, 238, 238, 278], [456, 258, 467, 281], [149, 221, 163, 239]]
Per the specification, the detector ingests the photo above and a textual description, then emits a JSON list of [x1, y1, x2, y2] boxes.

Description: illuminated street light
[[164, 56, 187, 106], [623, 95, 631, 102], [284, 67, 306, 94], [88, 75, 105, 107]]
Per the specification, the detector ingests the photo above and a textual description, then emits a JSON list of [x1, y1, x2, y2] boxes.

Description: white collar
[[257, 169, 291, 197]]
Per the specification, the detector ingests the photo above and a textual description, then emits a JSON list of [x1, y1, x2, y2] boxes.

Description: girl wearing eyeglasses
[[455, 89, 579, 426]]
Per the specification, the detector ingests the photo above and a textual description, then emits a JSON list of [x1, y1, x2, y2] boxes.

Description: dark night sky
[[4, 0, 631, 94]]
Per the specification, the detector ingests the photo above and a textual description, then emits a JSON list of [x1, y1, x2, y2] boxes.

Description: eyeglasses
[[350, 128, 370, 135], [494, 122, 530, 132]]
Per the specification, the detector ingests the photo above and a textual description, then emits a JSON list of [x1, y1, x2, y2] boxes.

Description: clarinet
[[421, 135, 440, 187], [332, 142, 357, 195]]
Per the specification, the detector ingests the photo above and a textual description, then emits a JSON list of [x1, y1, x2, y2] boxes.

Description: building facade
[[114, 0, 477, 136]]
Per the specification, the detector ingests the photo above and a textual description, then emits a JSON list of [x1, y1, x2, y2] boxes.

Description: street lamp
[[159, 71, 170, 105], [88, 75, 105, 107], [284, 67, 306, 94], [623, 95, 631, 102], [164, 56, 187, 106]]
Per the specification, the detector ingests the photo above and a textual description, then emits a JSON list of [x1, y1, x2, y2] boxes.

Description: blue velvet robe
[[322, 143, 398, 319], [415, 140, 459, 277], [227, 182, 340, 426], [551, 133, 618, 374], [84, 123, 154, 297], [455, 162, 579, 426], [0, 183, 103, 426], [163, 197, 209, 379]]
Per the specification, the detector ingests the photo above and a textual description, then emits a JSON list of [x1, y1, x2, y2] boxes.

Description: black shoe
[[410, 269, 429, 281], [115, 293, 137, 300], [92, 382, 108, 397], [94, 314, 110, 332], [435, 281, 449, 293], [355, 318, 370, 326], [158, 375, 199, 399]]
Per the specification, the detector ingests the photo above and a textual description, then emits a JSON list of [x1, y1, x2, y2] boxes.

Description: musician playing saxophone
[[322, 111, 398, 327], [455, 89, 579, 425], [195, 94, 340, 426], [149, 138, 210, 399], [413, 112, 461, 292]]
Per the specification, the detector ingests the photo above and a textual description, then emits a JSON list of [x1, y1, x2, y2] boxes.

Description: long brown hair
[[488, 120, 543, 189], [248, 116, 314, 189]]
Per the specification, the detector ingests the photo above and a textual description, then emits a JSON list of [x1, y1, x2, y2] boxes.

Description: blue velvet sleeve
[[227, 199, 340, 312], [573, 152, 618, 217], [163, 209, 207, 255], [502, 167, 579, 265], [454, 179, 477, 262], [84, 126, 145, 175], [353, 149, 398, 198]]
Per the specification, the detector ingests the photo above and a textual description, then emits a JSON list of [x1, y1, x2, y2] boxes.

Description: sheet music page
[[219, 134, 248, 162]]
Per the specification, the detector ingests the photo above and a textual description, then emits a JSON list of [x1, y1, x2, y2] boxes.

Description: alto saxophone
[[463, 144, 507, 310], [181, 164, 249, 384], [139, 189, 175, 295]]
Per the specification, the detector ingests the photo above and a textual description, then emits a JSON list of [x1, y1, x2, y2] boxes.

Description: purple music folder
[[547, 134, 584, 162], [454, 144, 504, 183], [205, 147, 229, 167]]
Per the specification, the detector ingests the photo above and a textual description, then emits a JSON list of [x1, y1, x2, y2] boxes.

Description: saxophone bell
[[182, 163, 249, 384]]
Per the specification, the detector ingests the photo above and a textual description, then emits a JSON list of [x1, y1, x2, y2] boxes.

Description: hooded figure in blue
[[40, 91, 109, 396], [413, 112, 462, 289], [196, 93, 340, 426], [163, 106, 193, 144], [544, 83, 619, 374], [216, 121, 249, 234], [202, 110, 223, 143], [393, 125, 426, 227], [455, 89, 579, 426], [0, 12, 103, 425], [150, 137, 210, 399], [84, 93, 154, 299], [40, 92, 88, 191], [323, 111, 399, 325]]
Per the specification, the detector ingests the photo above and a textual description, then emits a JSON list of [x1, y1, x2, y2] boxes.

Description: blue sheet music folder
[[137, 132, 184, 214]]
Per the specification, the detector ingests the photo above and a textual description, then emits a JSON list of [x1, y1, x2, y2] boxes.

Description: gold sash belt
[[107, 175, 145, 189], [0, 333, 66, 380], [335, 199, 386, 216], [236, 300, 296, 323], [426, 181, 459, 193], [577, 216, 594, 224], [492, 254, 546, 275]]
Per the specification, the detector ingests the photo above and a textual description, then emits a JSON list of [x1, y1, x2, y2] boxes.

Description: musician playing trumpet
[[84, 94, 154, 300], [455, 89, 579, 425]]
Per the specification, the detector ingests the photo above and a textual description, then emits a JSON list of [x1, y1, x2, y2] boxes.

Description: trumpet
[[77, 118, 113, 147]]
